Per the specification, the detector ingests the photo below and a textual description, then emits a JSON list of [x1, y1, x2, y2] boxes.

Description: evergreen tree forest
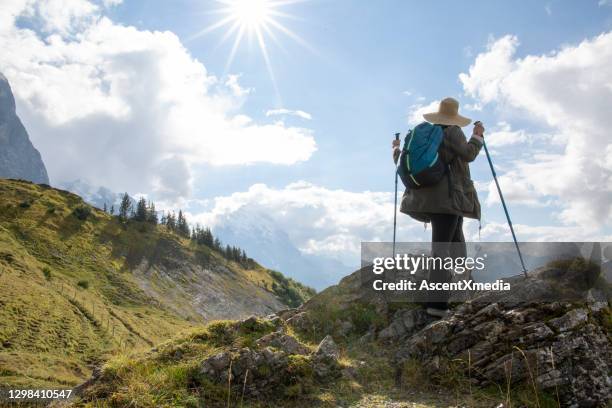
[[104, 194, 254, 268]]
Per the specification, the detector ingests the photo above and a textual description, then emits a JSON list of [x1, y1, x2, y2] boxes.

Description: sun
[[229, 0, 272, 30], [193, 0, 310, 93]]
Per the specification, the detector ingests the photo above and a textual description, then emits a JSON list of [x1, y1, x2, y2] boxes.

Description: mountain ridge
[[0, 73, 49, 184]]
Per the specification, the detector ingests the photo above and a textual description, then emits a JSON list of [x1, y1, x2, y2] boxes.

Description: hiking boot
[[426, 307, 449, 318]]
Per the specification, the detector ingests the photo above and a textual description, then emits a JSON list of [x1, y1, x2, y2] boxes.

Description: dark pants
[[426, 214, 466, 309]]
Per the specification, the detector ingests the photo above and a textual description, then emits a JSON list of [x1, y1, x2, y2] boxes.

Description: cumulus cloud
[[0, 0, 316, 199], [460, 32, 612, 229], [266, 108, 312, 120], [407, 100, 439, 126], [485, 122, 529, 147], [190, 182, 421, 264]]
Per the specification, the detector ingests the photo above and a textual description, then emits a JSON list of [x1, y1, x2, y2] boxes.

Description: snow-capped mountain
[[212, 207, 353, 290]]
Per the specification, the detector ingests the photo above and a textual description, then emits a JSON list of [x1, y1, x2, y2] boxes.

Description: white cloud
[[187, 180, 604, 264], [407, 100, 439, 126], [102, 0, 122, 7], [460, 32, 612, 229], [0, 0, 316, 199], [266, 108, 312, 120], [599, 0, 612, 6], [27, 0, 98, 35], [460, 35, 519, 105], [190, 182, 421, 265], [225, 74, 251, 97], [485, 122, 528, 147]]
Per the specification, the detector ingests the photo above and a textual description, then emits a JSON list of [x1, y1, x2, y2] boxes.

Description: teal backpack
[[397, 122, 448, 189]]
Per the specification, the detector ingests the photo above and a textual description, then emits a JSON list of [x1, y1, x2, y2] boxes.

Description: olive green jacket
[[393, 125, 483, 222]]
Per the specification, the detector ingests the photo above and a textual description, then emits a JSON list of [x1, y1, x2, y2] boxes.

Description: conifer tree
[[119, 193, 131, 221], [166, 212, 176, 231], [177, 210, 190, 237], [204, 227, 214, 247], [135, 197, 147, 222], [147, 202, 158, 224]]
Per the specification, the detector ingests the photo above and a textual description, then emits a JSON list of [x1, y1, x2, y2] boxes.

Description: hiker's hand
[[473, 121, 485, 137], [392, 139, 400, 149]]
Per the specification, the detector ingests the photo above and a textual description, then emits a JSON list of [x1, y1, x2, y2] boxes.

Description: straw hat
[[423, 97, 471, 127]]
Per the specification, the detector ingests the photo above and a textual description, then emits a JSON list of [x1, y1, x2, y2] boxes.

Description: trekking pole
[[392, 133, 400, 257], [478, 122, 528, 277]]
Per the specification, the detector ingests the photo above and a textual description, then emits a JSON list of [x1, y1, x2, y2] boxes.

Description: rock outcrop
[[0, 72, 49, 184], [281, 258, 611, 407], [393, 266, 611, 407], [197, 316, 340, 398]]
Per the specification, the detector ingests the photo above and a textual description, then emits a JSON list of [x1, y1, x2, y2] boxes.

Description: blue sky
[[105, 0, 611, 196], [1, 0, 611, 276]]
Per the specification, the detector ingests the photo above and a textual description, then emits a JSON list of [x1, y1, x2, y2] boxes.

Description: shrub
[[73, 205, 92, 221], [77, 280, 89, 289], [269, 270, 288, 286], [42, 266, 52, 280], [19, 200, 31, 208]]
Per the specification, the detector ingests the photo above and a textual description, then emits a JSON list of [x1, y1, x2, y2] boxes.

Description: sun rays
[[192, 0, 311, 96]]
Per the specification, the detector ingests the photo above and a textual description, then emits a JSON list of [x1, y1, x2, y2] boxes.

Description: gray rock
[[378, 308, 434, 341], [199, 346, 290, 396], [394, 267, 611, 407], [314, 335, 339, 360], [586, 289, 608, 313], [286, 311, 312, 332], [256, 331, 309, 355], [0, 72, 49, 184], [548, 308, 588, 332], [312, 335, 341, 379]]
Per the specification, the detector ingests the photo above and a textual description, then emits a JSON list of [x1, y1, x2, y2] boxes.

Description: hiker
[[392, 97, 484, 317]]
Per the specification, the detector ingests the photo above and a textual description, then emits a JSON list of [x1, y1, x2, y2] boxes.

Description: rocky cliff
[[0, 72, 49, 184]]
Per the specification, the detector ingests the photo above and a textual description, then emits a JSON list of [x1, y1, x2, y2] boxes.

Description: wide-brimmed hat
[[423, 97, 471, 127]]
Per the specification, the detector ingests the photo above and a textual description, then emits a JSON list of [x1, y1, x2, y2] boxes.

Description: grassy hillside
[[0, 179, 313, 389], [72, 260, 611, 407]]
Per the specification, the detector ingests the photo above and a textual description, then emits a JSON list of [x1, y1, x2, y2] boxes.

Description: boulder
[[314, 335, 339, 360], [312, 335, 341, 379], [548, 308, 588, 332], [256, 331, 310, 355], [378, 308, 434, 341], [199, 347, 289, 395], [285, 311, 312, 332]]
